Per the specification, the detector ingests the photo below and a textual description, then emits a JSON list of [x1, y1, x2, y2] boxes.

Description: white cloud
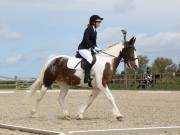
[[0, 0, 180, 77], [136, 32, 180, 52], [98, 26, 180, 63], [136, 32, 180, 64], [98, 27, 122, 44], [6, 54, 23, 64], [0, 25, 24, 40], [48, 0, 135, 14], [0, 0, 134, 14], [113, 0, 135, 13], [98, 27, 135, 45]]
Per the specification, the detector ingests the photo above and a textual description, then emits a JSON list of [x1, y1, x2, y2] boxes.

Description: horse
[[29, 36, 138, 121]]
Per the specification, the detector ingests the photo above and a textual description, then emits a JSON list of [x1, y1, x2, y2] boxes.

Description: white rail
[[68, 126, 180, 135], [0, 123, 63, 135], [1, 123, 180, 135]]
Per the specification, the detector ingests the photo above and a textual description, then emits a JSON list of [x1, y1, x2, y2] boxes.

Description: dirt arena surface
[[0, 89, 180, 135]]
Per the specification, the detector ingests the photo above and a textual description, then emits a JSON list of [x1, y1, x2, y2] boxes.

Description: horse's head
[[121, 37, 139, 70]]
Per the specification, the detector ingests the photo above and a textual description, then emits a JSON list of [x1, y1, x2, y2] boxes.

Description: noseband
[[123, 57, 138, 64], [120, 46, 138, 64]]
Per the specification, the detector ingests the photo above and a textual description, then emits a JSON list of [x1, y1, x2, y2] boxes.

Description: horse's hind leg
[[31, 85, 48, 116], [57, 82, 70, 120], [31, 62, 57, 116], [77, 89, 100, 120]]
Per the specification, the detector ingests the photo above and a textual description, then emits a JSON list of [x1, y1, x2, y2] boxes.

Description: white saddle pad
[[67, 57, 82, 70]]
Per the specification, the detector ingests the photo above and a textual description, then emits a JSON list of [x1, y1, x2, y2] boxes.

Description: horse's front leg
[[77, 89, 100, 120], [97, 82, 123, 121]]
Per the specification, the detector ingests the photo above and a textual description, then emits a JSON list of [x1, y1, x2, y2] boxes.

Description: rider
[[144, 67, 153, 84], [78, 15, 103, 86]]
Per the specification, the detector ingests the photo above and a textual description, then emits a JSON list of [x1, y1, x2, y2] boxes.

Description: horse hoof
[[65, 115, 71, 120], [31, 114, 38, 118], [116, 115, 123, 121], [31, 110, 36, 115], [30, 112, 38, 118], [76, 117, 82, 120], [76, 114, 83, 120]]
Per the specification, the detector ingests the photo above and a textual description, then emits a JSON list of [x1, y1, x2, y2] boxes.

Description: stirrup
[[84, 77, 92, 87], [88, 80, 93, 87]]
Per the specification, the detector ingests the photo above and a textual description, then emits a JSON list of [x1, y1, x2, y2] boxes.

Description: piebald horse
[[30, 36, 138, 121]]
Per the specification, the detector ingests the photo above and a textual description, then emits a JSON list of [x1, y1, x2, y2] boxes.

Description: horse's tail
[[30, 66, 46, 96], [29, 55, 61, 96]]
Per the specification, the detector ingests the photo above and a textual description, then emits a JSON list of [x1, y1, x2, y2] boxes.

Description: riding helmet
[[89, 15, 103, 25]]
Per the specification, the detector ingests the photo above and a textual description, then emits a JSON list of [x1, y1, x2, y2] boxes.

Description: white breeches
[[78, 49, 93, 64]]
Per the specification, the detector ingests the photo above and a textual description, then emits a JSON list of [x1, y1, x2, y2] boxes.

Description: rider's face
[[94, 19, 101, 28]]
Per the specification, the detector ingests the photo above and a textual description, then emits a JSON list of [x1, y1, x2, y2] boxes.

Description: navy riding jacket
[[78, 25, 97, 50]]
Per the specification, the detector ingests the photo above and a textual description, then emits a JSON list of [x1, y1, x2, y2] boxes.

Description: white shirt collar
[[93, 26, 96, 32]]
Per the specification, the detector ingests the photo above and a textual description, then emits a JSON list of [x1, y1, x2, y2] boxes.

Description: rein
[[99, 50, 138, 63], [99, 50, 125, 62], [99, 50, 117, 58], [74, 44, 138, 70]]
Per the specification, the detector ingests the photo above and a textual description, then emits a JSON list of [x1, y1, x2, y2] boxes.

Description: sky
[[0, 0, 180, 78]]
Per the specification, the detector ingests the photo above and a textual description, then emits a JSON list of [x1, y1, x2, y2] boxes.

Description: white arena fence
[[0, 73, 180, 90]]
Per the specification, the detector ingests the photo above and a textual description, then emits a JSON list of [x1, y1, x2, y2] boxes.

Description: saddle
[[75, 51, 96, 70]]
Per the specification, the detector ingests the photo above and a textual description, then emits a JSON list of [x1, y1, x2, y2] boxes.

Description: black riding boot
[[84, 61, 93, 87]]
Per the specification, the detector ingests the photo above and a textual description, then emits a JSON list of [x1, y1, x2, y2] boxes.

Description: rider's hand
[[92, 49, 97, 54], [92, 49, 99, 54], [94, 47, 101, 52]]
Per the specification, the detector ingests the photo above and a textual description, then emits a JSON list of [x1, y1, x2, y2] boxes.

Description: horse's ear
[[133, 37, 136, 44], [129, 36, 136, 45]]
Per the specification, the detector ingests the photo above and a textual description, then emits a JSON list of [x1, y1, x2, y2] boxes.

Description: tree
[[137, 55, 149, 73], [151, 57, 177, 74]]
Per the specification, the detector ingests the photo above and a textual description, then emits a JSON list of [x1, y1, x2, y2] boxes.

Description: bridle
[[121, 46, 138, 64], [74, 30, 139, 71], [98, 29, 138, 65]]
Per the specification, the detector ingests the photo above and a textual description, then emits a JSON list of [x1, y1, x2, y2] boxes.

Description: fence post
[[166, 73, 168, 89], [153, 73, 155, 89], [15, 81, 18, 90], [134, 72, 137, 89], [160, 74, 162, 89], [124, 64, 127, 89]]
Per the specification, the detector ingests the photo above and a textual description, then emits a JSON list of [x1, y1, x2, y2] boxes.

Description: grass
[[109, 77, 180, 90], [0, 81, 16, 89], [0, 85, 16, 89]]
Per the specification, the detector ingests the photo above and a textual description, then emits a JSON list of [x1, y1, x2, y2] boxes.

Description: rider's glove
[[92, 48, 97, 54], [94, 47, 101, 52]]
